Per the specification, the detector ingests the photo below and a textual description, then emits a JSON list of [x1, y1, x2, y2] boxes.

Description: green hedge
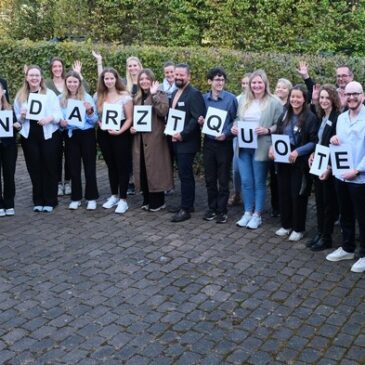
[[2, 40, 365, 101]]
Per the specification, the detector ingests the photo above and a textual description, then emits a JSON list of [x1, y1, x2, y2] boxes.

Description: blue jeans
[[237, 148, 269, 214], [232, 138, 241, 194]]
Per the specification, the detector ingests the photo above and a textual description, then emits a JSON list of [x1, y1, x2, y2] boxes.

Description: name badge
[[326, 120, 333, 126], [178, 102, 185, 107]]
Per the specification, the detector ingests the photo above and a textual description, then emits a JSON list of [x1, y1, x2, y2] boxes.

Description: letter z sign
[[133, 106, 152, 132]]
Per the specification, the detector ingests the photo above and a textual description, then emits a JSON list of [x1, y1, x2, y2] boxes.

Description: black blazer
[[318, 110, 339, 147], [171, 84, 206, 153], [0, 78, 10, 102]]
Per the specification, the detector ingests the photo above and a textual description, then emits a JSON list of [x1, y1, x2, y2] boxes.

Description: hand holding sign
[[202, 107, 227, 137], [271, 134, 291, 163]]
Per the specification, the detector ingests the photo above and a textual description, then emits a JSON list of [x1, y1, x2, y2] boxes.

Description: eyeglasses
[[212, 78, 225, 82], [336, 74, 351, 78], [344, 92, 362, 97]]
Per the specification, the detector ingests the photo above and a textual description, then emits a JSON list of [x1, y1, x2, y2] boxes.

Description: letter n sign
[[0, 110, 13, 138], [133, 105, 152, 132], [202, 107, 227, 137], [101, 103, 122, 131]]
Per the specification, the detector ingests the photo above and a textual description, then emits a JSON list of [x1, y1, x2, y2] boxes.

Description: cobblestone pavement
[[0, 150, 364, 365]]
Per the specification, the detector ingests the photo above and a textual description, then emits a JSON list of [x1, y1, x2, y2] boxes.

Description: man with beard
[[169, 64, 206, 222], [326, 81, 365, 272]]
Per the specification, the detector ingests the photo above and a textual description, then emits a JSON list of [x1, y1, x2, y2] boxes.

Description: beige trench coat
[[132, 91, 173, 193]]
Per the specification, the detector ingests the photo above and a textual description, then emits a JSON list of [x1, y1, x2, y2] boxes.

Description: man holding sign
[[169, 64, 206, 222], [326, 81, 365, 272], [198, 67, 238, 223]]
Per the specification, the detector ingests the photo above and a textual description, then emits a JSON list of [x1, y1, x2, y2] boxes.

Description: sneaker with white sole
[[0, 209, 5, 217], [275, 227, 291, 237], [102, 195, 119, 209], [5, 208, 15, 216], [288, 231, 304, 241], [33, 205, 43, 212], [57, 183, 64, 196], [115, 199, 128, 214], [149, 204, 166, 212], [351, 258, 365, 273], [42, 206, 54, 213], [326, 247, 355, 262], [64, 182, 71, 195], [86, 200, 97, 210], [69, 201, 81, 210], [236, 212, 252, 227], [246, 215, 262, 229]]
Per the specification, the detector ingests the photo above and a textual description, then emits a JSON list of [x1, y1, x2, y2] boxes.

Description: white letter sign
[[26, 93, 47, 121], [101, 103, 122, 131], [202, 107, 227, 137], [271, 134, 291, 163], [164, 108, 185, 136], [310, 144, 330, 177], [133, 105, 152, 132], [0, 110, 13, 138], [237, 121, 258, 148], [66, 99, 86, 128], [329, 144, 353, 178]]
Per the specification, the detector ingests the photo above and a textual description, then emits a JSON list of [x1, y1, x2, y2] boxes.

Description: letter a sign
[[66, 99, 86, 128], [202, 107, 226, 137]]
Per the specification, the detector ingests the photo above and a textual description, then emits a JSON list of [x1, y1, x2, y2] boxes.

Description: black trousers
[[139, 139, 164, 209], [0, 142, 17, 209], [313, 175, 338, 241], [56, 129, 70, 183], [277, 162, 309, 232], [21, 123, 59, 207], [335, 179, 365, 257], [269, 161, 279, 212], [174, 151, 196, 211], [68, 129, 99, 201], [203, 139, 233, 214], [97, 129, 131, 199]]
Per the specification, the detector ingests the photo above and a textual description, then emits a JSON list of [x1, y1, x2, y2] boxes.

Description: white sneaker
[[42, 206, 54, 213], [33, 205, 43, 212], [275, 227, 291, 237], [246, 215, 262, 229], [351, 258, 365, 273], [86, 200, 97, 210], [5, 208, 15, 216], [326, 247, 355, 262], [64, 182, 71, 195], [115, 199, 128, 214], [57, 183, 64, 196], [102, 195, 120, 209], [69, 201, 81, 210], [0, 209, 5, 217], [289, 231, 304, 241], [236, 212, 252, 227], [149, 204, 166, 212]]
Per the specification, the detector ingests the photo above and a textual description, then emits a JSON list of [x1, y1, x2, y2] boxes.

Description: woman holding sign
[[269, 84, 318, 241], [14, 65, 62, 212], [59, 71, 99, 210], [307, 84, 340, 251], [232, 69, 282, 229], [0, 83, 21, 216], [96, 67, 133, 214], [130, 69, 172, 211]]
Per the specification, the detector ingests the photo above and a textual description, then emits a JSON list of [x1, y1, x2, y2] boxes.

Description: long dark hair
[[315, 84, 341, 119], [279, 84, 309, 131]]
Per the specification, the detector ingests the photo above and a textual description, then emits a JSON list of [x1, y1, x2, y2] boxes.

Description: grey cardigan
[[237, 95, 283, 161]]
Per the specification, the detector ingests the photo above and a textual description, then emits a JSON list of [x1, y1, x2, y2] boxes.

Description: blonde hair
[[276, 78, 292, 91], [60, 71, 85, 108], [16, 65, 47, 104], [239, 69, 273, 116], [126, 56, 143, 93]]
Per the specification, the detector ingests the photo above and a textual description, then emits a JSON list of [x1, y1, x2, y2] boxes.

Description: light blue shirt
[[336, 105, 365, 184]]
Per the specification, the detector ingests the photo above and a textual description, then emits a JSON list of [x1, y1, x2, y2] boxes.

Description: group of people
[[0, 56, 364, 272]]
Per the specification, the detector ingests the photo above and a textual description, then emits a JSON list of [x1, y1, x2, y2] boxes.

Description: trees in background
[[0, 0, 364, 55]]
